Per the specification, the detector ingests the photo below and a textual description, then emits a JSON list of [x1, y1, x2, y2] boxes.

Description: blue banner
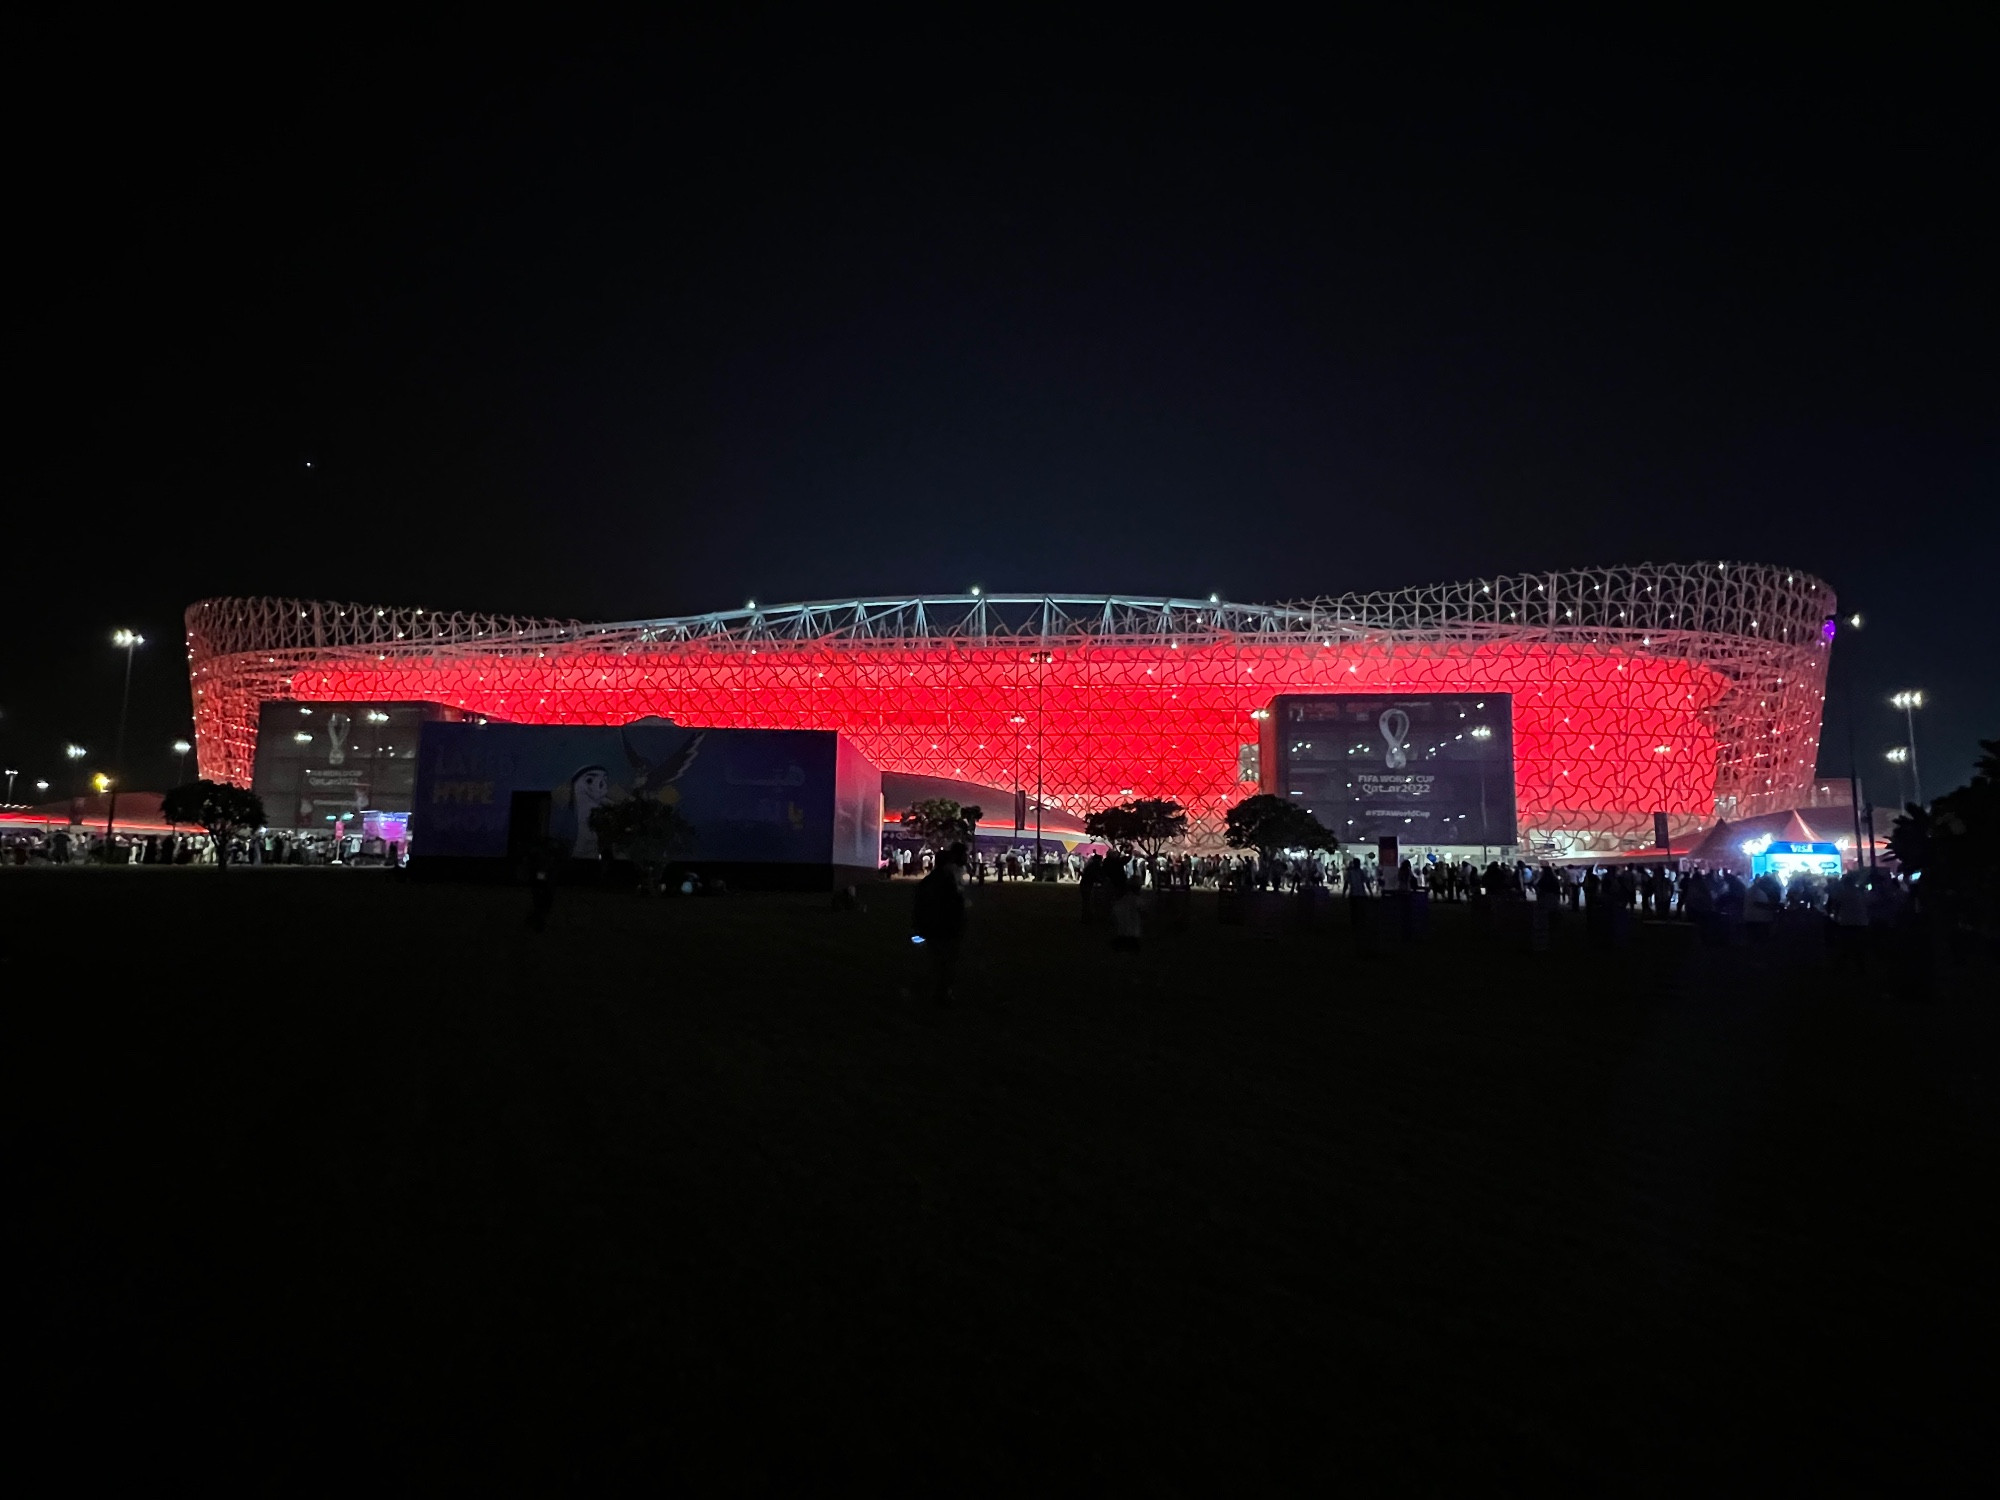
[[412, 722, 867, 863]]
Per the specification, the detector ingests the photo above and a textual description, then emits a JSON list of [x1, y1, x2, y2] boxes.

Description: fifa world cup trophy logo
[[1379, 708, 1410, 770], [326, 712, 351, 767]]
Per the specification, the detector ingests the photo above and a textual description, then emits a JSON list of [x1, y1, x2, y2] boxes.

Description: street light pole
[[1846, 721, 1867, 875], [104, 630, 144, 856], [1030, 650, 1053, 870], [173, 739, 192, 785], [1891, 691, 1924, 807], [4, 768, 15, 804], [1884, 747, 1909, 812], [1009, 715, 1026, 832]]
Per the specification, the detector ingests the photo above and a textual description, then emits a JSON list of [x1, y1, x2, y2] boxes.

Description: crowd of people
[[888, 841, 1806, 912], [3, 829, 217, 865], [0, 827, 406, 867], [896, 837, 1918, 998], [885, 843, 1088, 881]]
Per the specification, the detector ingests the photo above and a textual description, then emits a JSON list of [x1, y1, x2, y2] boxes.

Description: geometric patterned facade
[[186, 561, 1836, 853]]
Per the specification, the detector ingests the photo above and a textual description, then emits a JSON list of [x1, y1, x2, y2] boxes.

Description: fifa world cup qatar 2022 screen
[[1261, 693, 1519, 848]]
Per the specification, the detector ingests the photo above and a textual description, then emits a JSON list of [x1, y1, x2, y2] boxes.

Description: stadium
[[185, 561, 1836, 854]]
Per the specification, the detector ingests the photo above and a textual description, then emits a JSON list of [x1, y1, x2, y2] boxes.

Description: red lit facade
[[187, 564, 1836, 853]]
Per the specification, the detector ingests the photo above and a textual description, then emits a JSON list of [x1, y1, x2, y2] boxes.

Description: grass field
[[12, 867, 1996, 1489]]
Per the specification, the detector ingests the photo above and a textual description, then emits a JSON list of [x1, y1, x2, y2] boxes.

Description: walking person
[[912, 843, 970, 1006]]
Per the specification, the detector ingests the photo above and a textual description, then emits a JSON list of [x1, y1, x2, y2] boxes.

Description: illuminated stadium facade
[[186, 562, 1836, 853]]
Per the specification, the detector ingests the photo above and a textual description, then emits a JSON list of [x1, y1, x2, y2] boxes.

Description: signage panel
[[250, 700, 442, 830], [1262, 692, 1517, 848], [1749, 840, 1843, 882], [411, 720, 877, 867]]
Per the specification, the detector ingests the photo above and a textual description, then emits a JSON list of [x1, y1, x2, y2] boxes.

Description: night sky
[[9, 23, 1994, 803]]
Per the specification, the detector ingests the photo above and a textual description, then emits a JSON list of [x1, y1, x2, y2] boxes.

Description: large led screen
[[249, 700, 448, 830], [1263, 692, 1518, 848]]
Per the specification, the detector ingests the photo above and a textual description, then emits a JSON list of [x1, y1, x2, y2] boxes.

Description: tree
[[903, 797, 981, 851], [589, 795, 697, 892], [1225, 793, 1336, 866], [1890, 737, 2000, 926], [1084, 798, 1189, 875], [160, 780, 266, 869]]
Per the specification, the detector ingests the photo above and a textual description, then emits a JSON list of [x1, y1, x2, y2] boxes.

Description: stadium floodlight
[[103, 629, 147, 849], [65, 744, 86, 759], [1891, 691, 1925, 805], [1883, 745, 1913, 807]]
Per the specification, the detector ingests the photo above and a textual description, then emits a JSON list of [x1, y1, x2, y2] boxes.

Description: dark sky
[[9, 22, 1994, 801]]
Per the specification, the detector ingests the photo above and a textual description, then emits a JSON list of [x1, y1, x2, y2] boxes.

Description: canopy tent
[[1681, 809, 1838, 868]]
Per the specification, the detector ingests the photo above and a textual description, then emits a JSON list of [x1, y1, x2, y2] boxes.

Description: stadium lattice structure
[[187, 561, 1836, 852]]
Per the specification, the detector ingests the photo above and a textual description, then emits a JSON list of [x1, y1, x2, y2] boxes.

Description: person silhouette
[[912, 843, 970, 1005]]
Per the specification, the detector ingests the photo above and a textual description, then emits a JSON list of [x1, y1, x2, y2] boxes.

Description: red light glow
[[278, 640, 1725, 834], [188, 573, 1836, 850]]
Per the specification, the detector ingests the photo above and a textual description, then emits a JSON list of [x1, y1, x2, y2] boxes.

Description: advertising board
[[411, 720, 879, 872], [250, 700, 443, 831], [1748, 840, 1843, 883], [1261, 692, 1517, 848]]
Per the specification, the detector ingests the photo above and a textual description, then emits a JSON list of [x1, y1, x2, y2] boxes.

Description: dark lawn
[[11, 868, 1996, 1490]]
